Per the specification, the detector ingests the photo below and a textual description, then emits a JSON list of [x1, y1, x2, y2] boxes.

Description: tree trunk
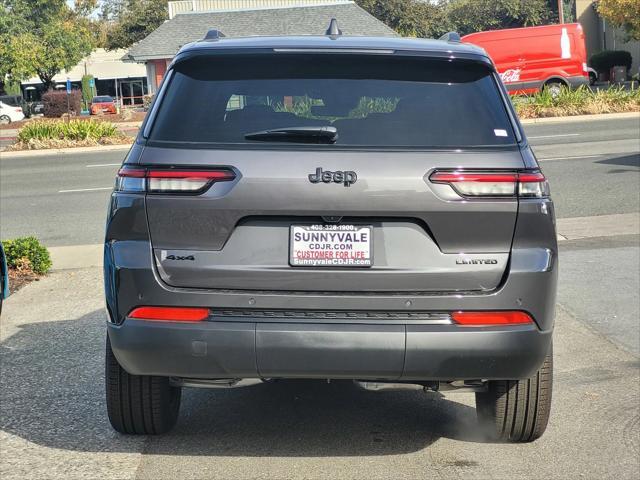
[[38, 71, 56, 91]]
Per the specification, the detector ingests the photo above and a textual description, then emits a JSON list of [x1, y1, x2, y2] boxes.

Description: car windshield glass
[[93, 96, 113, 103], [149, 54, 516, 148]]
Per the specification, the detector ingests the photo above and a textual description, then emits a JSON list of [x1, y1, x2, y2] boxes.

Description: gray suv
[[104, 27, 556, 442]]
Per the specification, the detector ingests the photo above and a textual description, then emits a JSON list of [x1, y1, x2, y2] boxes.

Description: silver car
[[104, 27, 556, 442]]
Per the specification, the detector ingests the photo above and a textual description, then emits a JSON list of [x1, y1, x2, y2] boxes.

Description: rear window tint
[[149, 54, 515, 148]]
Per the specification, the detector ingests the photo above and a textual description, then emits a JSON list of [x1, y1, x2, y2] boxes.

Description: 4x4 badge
[[309, 167, 357, 187]]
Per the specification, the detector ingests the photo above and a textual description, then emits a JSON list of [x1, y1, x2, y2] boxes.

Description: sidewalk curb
[[1, 143, 132, 158], [49, 244, 103, 270], [520, 111, 639, 125]]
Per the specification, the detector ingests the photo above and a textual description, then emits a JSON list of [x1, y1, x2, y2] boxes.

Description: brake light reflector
[[452, 311, 533, 326], [128, 306, 209, 322], [116, 167, 235, 193], [429, 171, 549, 198]]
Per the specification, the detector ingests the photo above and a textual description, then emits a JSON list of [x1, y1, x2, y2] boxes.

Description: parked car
[[0, 243, 9, 315], [0, 94, 31, 117], [90, 95, 117, 115], [105, 25, 557, 442], [0, 101, 25, 124], [463, 23, 590, 95]]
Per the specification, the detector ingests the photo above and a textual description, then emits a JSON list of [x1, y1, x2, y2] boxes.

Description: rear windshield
[[149, 54, 516, 148], [93, 96, 113, 103]]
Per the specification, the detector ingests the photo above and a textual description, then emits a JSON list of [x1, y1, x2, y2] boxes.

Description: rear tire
[[0, 115, 11, 124], [475, 346, 552, 443], [105, 336, 181, 434], [543, 81, 564, 98]]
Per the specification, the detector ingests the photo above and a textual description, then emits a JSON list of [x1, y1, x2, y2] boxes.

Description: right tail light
[[429, 171, 549, 198]]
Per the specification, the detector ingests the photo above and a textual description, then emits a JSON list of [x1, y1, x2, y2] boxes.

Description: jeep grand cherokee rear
[[104, 32, 556, 442]]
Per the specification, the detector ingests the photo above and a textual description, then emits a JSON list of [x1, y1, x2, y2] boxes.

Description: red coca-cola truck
[[462, 23, 590, 95]]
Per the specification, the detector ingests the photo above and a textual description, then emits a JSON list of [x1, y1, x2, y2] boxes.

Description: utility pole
[[558, 0, 564, 23]]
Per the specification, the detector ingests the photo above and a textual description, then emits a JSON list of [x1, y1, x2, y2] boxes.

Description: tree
[[597, 0, 640, 41], [356, 0, 449, 38], [102, 0, 168, 50], [81, 74, 94, 109], [444, 0, 549, 36], [0, 0, 94, 90]]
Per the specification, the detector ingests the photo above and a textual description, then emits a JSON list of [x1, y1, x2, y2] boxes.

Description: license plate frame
[[289, 224, 373, 267]]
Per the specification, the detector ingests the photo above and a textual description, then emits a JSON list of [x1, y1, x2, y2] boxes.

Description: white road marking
[[59, 187, 112, 193], [86, 163, 121, 168], [538, 154, 603, 162], [529, 133, 581, 139]]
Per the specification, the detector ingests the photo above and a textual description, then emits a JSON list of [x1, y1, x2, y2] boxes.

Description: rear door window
[[149, 54, 516, 148]]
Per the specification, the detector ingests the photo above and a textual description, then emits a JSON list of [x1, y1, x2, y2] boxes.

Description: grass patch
[[10, 119, 132, 151], [513, 85, 640, 119]]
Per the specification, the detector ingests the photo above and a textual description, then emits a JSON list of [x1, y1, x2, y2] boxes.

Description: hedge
[[42, 89, 82, 117]]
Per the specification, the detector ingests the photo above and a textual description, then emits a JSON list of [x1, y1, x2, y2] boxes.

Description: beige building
[[576, 0, 640, 74]]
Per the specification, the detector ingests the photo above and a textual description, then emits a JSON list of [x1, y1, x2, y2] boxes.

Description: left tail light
[[128, 306, 209, 322], [429, 171, 549, 198], [116, 167, 236, 194]]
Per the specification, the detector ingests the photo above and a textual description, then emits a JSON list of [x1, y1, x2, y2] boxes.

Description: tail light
[[15, 107, 22, 112], [128, 306, 209, 322], [452, 311, 534, 326], [116, 167, 235, 193], [429, 171, 549, 198]]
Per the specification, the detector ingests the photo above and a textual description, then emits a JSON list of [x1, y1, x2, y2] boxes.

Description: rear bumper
[[108, 319, 552, 381]]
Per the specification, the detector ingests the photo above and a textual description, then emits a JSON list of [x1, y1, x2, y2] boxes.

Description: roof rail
[[325, 18, 342, 37], [439, 31, 461, 43], [204, 29, 225, 41]]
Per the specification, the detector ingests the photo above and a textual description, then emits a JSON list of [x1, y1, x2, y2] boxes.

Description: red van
[[462, 23, 590, 95]]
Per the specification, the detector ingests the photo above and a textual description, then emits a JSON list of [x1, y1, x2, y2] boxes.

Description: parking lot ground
[[1, 260, 638, 480]]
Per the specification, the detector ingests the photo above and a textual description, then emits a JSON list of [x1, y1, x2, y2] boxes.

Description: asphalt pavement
[[1, 269, 638, 479], [0, 114, 639, 479]]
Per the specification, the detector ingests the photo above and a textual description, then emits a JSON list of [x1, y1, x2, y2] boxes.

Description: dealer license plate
[[290, 225, 373, 267]]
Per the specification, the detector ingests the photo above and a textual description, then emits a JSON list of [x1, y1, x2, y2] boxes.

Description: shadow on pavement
[[596, 153, 640, 170], [0, 310, 489, 456]]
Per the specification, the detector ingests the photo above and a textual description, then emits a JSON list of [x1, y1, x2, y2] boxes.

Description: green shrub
[[81, 75, 95, 110], [1, 237, 52, 274], [589, 50, 633, 75], [42, 89, 83, 117], [512, 84, 640, 118], [17, 119, 119, 142]]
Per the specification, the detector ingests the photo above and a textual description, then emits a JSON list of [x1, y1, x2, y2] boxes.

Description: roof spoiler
[[203, 29, 225, 41], [439, 31, 461, 43], [325, 18, 342, 37]]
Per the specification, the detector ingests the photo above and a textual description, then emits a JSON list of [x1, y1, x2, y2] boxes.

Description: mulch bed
[[7, 269, 42, 294]]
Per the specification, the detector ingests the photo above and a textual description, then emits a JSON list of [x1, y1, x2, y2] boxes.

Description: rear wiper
[[244, 126, 338, 144]]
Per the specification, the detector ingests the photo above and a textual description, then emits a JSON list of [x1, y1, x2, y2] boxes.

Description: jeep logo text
[[309, 167, 357, 187]]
